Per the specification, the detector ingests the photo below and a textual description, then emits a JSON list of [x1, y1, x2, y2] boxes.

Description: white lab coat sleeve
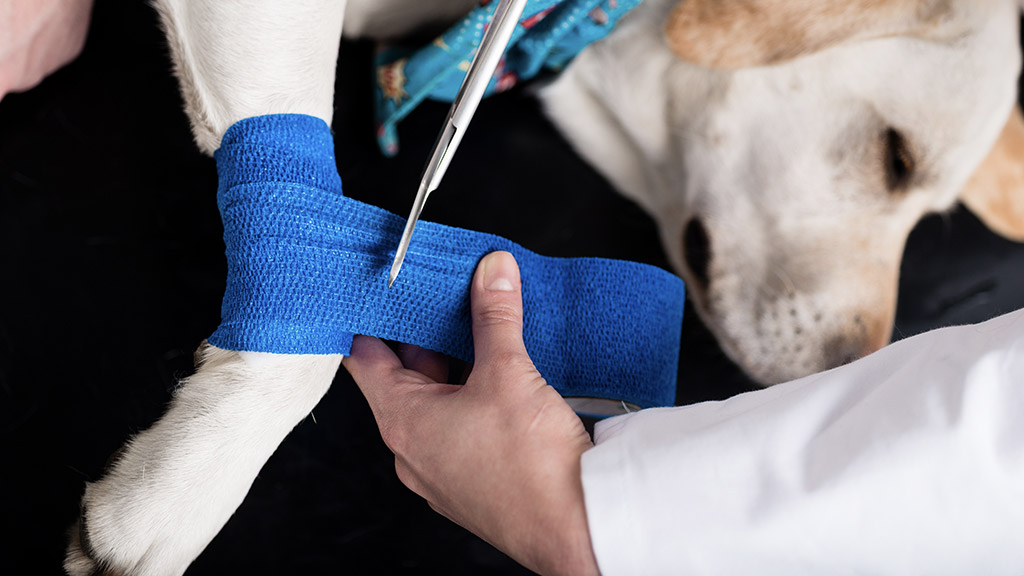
[[581, 308, 1024, 576]]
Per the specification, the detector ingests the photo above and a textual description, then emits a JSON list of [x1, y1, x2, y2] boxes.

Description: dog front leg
[[153, 0, 345, 155], [65, 1, 347, 574], [66, 346, 342, 575]]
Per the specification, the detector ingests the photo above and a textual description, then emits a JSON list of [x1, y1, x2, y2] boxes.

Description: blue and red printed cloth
[[374, 0, 642, 155]]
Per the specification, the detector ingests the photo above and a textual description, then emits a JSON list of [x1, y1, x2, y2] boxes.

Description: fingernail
[[482, 251, 517, 292]]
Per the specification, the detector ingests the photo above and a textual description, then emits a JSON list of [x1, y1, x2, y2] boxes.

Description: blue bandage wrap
[[209, 114, 685, 409]]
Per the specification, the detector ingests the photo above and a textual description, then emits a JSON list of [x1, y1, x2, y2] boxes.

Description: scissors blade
[[388, 121, 458, 287], [387, 0, 529, 288]]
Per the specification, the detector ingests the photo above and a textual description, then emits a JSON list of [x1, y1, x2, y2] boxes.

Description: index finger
[[343, 335, 406, 410]]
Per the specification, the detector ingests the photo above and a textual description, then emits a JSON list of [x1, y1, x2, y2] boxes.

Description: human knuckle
[[379, 417, 411, 454], [475, 301, 523, 327], [484, 356, 546, 392], [394, 460, 417, 490], [487, 351, 531, 374]]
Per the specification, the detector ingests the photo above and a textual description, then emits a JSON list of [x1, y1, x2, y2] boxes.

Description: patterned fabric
[[374, 0, 642, 155], [210, 114, 685, 408]]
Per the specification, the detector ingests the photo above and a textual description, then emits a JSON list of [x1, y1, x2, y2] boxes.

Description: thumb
[[470, 251, 530, 369]]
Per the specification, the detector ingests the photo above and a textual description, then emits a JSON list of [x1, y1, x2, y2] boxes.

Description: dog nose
[[823, 336, 869, 368], [823, 322, 889, 370], [683, 218, 711, 292]]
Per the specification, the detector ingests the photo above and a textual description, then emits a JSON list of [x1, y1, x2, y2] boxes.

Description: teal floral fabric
[[374, 0, 642, 155]]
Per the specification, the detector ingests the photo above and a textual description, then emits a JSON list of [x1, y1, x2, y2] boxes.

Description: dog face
[[542, 0, 1024, 384]]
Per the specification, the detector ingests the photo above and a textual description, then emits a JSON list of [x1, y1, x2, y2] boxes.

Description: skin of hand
[[344, 251, 601, 576], [0, 0, 93, 100]]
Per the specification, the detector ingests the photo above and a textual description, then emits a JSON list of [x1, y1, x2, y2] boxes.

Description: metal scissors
[[388, 0, 529, 288]]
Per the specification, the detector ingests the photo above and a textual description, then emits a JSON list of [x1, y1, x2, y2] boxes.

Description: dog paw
[[64, 343, 341, 575]]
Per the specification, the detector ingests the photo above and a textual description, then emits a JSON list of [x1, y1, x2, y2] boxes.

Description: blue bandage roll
[[209, 114, 685, 409]]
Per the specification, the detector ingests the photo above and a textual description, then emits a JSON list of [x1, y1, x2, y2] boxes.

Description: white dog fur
[[65, 0, 1024, 574], [544, 0, 1024, 382]]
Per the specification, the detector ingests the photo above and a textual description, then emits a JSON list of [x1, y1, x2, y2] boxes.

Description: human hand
[[344, 251, 600, 576], [0, 0, 93, 100]]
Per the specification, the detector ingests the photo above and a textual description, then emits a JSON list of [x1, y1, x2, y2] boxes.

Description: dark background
[[2, 2, 1023, 574]]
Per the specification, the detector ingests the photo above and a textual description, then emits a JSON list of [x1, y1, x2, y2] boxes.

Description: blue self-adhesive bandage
[[209, 114, 685, 409]]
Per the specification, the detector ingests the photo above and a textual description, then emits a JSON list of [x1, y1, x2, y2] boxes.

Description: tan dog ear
[[665, 0, 956, 68], [961, 105, 1024, 243]]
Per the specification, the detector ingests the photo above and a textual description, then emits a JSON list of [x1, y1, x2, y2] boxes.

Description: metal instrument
[[388, 0, 529, 287]]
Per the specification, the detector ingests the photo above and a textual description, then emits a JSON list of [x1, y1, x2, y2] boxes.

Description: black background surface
[[2, 2, 1023, 574]]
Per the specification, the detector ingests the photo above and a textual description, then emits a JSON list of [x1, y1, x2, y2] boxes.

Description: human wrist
[[553, 482, 600, 576], [527, 455, 600, 576]]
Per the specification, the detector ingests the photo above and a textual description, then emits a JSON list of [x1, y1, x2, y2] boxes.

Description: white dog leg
[[65, 346, 341, 576], [66, 1, 347, 573], [153, 0, 346, 154]]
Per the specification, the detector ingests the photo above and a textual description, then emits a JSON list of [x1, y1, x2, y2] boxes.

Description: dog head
[[542, 0, 1024, 384]]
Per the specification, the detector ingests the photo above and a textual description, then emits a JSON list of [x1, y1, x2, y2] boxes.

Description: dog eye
[[883, 128, 915, 190]]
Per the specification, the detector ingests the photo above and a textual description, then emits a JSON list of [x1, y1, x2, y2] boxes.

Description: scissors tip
[[387, 259, 402, 289]]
